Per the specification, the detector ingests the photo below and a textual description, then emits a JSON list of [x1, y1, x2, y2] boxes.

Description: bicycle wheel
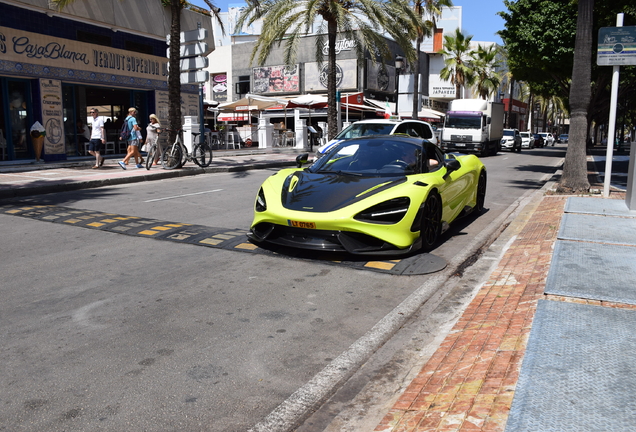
[[180, 143, 188, 168], [161, 143, 183, 170], [145, 144, 156, 170], [193, 142, 213, 167]]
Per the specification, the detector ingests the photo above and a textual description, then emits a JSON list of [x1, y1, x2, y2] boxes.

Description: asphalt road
[[0, 145, 566, 431]]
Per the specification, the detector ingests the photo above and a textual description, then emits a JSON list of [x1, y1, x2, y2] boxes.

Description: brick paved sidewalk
[[374, 195, 568, 432]]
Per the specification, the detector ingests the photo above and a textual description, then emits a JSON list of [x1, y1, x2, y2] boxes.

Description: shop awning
[[216, 112, 253, 122]]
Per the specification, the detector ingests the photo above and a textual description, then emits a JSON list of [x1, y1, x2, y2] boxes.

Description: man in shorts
[[88, 108, 105, 168], [118, 107, 143, 169]]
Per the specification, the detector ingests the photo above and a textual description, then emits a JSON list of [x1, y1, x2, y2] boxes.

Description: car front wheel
[[420, 192, 442, 251]]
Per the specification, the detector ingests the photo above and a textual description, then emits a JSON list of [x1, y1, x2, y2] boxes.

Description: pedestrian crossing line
[[0, 202, 447, 275]]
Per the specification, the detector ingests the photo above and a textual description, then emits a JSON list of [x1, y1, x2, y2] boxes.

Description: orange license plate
[[288, 220, 316, 229]]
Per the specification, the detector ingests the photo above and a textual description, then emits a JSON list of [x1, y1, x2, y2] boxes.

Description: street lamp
[[394, 55, 404, 117]]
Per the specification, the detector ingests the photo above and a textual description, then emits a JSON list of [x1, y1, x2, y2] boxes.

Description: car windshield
[[503, 130, 515, 136], [521, 133, 530, 138], [445, 114, 482, 129], [335, 123, 395, 140], [311, 138, 422, 176]]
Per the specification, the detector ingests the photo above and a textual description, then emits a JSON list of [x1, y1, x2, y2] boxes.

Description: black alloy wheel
[[421, 192, 442, 251], [476, 171, 487, 212]]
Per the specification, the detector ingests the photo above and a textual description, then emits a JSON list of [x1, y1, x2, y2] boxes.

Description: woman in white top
[[145, 114, 162, 165]]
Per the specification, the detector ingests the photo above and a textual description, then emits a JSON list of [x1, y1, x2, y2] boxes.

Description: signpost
[[597, 16, 634, 199], [166, 26, 211, 147]]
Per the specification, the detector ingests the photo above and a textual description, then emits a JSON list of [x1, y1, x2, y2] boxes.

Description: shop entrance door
[[1, 79, 33, 161]]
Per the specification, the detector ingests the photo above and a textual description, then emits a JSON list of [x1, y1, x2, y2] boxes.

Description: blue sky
[[188, 0, 507, 44]]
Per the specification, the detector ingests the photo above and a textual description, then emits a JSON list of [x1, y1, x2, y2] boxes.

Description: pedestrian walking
[[145, 114, 162, 166], [118, 107, 143, 170], [88, 108, 105, 169]]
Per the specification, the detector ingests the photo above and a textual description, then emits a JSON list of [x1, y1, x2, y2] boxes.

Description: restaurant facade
[[0, 0, 211, 162]]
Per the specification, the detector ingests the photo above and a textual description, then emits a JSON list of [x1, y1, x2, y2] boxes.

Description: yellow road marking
[[365, 261, 395, 270]]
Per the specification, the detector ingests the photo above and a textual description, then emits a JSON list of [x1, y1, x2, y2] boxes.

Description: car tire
[[476, 171, 487, 213], [420, 192, 442, 251]]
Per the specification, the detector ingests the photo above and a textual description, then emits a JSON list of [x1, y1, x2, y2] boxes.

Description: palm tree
[[53, 0, 223, 145], [236, 0, 423, 139], [439, 28, 474, 99], [560, 0, 593, 192], [470, 44, 501, 100], [410, 0, 453, 118]]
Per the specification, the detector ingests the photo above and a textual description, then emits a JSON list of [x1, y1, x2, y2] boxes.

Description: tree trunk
[[326, 20, 338, 140], [168, 0, 182, 145], [560, 0, 593, 191], [507, 78, 515, 128], [412, 38, 422, 119]]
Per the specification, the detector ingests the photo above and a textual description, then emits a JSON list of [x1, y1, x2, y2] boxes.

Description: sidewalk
[[0, 148, 304, 199], [374, 183, 633, 431]]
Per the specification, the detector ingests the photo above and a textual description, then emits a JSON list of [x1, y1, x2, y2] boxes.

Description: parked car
[[539, 132, 555, 146], [501, 129, 522, 152], [316, 119, 437, 157], [559, 134, 569, 143], [532, 133, 545, 148], [520, 131, 533, 149], [250, 136, 486, 255]]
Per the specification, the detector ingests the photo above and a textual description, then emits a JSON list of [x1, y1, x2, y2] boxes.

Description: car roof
[[350, 119, 430, 124], [342, 134, 425, 145]]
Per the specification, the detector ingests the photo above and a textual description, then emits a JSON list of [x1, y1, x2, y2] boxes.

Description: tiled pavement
[[374, 190, 628, 432]]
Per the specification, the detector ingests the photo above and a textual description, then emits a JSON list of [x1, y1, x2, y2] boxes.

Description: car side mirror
[[443, 158, 461, 180], [296, 153, 309, 168]]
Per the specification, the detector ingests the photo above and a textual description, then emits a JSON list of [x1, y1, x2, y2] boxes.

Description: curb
[[0, 160, 298, 200]]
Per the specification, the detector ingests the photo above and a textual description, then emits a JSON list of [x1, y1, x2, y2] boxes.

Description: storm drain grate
[[558, 212, 636, 246], [545, 240, 636, 305], [564, 196, 636, 217], [506, 300, 636, 432]]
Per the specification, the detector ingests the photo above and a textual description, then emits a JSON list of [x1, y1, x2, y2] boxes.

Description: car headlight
[[354, 197, 410, 224], [255, 188, 267, 212]]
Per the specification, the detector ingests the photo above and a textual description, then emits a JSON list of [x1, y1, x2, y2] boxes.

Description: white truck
[[440, 99, 505, 156]]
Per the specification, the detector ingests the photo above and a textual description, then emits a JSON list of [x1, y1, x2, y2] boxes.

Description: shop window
[[235, 76, 250, 96], [77, 30, 112, 48]]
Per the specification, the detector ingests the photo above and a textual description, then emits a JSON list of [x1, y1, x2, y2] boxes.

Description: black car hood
[[280, 171, 407, 212]]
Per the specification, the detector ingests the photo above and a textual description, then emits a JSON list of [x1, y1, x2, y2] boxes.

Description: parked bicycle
[[160, 128, 213, 170]]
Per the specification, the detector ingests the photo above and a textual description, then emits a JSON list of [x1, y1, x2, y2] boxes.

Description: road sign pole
[[603, 13, 623, 197]]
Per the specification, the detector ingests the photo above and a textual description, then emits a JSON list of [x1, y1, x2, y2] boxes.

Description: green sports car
[[248, 136, 486, 256]]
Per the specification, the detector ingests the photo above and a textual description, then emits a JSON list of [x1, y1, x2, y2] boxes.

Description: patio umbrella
[[287, 94, 330, 130], [217, 93, 289, 113]]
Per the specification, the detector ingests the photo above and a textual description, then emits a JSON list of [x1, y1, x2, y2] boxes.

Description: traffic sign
[[166, 28, 208, 44], [180, 71, 209, 84], [166, 42, 208, 59], [166, 57, 210, 72], [598, 26, 636, 66]]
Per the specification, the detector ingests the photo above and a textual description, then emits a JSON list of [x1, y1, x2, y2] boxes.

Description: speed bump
[[1, 203, 446, 275]]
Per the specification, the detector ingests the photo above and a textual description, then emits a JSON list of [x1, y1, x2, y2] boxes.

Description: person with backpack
[[118, 107, 143, 169]]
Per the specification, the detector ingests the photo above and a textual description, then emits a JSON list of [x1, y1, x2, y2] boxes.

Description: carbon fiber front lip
[[249, 223, 417, 256]]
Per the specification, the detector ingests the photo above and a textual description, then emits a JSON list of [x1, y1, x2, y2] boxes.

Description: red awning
[[216, 113, 252, 122]]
